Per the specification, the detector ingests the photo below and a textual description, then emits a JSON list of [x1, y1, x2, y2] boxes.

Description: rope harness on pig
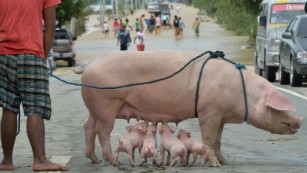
[[48, 50, 249, 122], [194, 51, 249, 122]]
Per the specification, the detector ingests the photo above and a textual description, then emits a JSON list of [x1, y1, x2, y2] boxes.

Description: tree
[[191, 0, 262, 42], [56, 0, 93, 34]]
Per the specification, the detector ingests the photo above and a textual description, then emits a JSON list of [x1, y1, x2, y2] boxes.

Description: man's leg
[[27, 114, 68, 171], [0, 108, 17, 170]]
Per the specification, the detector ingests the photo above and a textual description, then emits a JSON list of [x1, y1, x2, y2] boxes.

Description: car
[[279, 14, 307, 87], [53, 28, 76, 67], [147, 1, 160, 13]]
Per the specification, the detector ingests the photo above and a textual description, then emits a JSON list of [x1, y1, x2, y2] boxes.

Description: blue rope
[[16, 113, 20, 135], [48, 51, 214, 89], [193, 51, 248, 122]]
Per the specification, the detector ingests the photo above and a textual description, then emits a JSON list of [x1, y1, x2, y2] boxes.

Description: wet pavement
[[1, 3, 307, 173]]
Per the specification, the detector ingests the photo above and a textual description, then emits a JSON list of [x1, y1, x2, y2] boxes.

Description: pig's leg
[[96, 119, 115, 163], [112, 147, 120, 166], [159, 146, 165, 166], [153, 153, 160, 167], [215, 122, 226, 164], [139, 150, 146, 166], [181, 149, 187, 167], [127, 148, 136, 167], [189, 153, 198, 166], [186, 151, 190, 165], [84, 115, 101, 163], [200, 154, 207, 167], [169, 155, 178, 167], [166, 152, 171, 166], [198, 113, 222, 167]]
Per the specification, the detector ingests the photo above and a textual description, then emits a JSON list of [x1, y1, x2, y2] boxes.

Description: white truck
[[254, 0, 305, 82]]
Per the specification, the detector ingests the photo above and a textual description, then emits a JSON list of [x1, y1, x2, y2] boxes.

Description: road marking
[[39, 156, 72, 173], [276, 86, 307, 101]]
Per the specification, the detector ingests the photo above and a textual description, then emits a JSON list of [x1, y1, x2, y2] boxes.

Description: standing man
[[193, 17, 201, 37], [173, 15, 180, 38], [117, 28, 131, 51], [139, 14, 145, 31], [0, 0, 68, 171]]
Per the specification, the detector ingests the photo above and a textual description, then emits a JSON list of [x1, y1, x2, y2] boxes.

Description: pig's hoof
[[209, 160, 222, 167], [112, 161, 120, 167]]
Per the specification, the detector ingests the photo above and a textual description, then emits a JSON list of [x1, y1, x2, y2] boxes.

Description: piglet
[[158, 123, 187, 167], [140, 125, 160, 167], [177, 129, 210, 166], [113, 122, 147, 167]]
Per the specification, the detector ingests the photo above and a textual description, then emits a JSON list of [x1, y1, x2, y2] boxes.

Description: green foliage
[[56, 0, 94, 35], [192, 0, 262, 43]]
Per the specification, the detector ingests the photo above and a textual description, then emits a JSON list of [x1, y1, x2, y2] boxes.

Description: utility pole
[[115, 0, 118, 19], [124, 0, 127, 16], [99, 0, 106, 25]]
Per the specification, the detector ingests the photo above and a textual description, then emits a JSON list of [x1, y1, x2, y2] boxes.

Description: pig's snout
[[286, 116, 304, 134], [296, 117, 304, 129]]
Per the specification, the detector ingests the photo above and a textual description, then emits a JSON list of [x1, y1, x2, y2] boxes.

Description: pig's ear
[[187, 132, 191, 138], [265, 85, 296, 112], [158, 126, 163, 134], [125, 125, 133, 132], [170, 126, 176, 134], [138, 126, 146, 133], [177, 133, 181, 139]]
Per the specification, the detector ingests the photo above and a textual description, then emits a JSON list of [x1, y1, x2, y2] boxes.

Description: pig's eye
[[281, 122, 290, 127]]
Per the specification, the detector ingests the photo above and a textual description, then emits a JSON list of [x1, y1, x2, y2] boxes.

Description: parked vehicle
[[53, 28, 77, 67], [147, 1, 160, 13], [253, 0, 305, 82], [279, 14, 307, 87]]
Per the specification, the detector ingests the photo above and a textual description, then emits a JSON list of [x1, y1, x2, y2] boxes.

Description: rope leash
[[193, 51, 249, 122], [48, 51, 214, 89]]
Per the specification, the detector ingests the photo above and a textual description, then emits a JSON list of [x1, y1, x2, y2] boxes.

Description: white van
[[254, 0, 305, 82]]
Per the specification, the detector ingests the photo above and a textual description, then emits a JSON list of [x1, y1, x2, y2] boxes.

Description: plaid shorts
[[0, 54, 51, 120]]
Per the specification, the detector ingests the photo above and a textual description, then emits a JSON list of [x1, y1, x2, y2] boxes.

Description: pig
[[112, 122, 147, 167], [177, 129, 210, 166], [139, 125, 159, 167], [158, 123, 187, 166], [73, 50, 304, 167]]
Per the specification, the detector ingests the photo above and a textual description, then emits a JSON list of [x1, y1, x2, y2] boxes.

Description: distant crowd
[[101, 4, 201, 51]]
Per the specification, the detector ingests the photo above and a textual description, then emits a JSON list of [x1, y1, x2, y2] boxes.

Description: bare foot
[[32, 160, 68, 171], [85, 152, 102, 164], [0, 161, 15, 170]]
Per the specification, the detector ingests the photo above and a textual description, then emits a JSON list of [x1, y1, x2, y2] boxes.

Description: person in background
[[179, 17, 185, 37], [149, 15, 155, 33], [0, 0, 68, 171], [139, 14, 145, 30], [113, 18, 120, 37], [103, 21, 110, 37], [117, 27, 131, 51], [119, 19, 124, 29], [134, 28, 145, 51], [135, 18, 140, 32], [173, 15, 180, 38], [155, 14, 162, 35], [145, 17, 151, 33], [162, 13, 169, 28], [193, 17, 201, 37]]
